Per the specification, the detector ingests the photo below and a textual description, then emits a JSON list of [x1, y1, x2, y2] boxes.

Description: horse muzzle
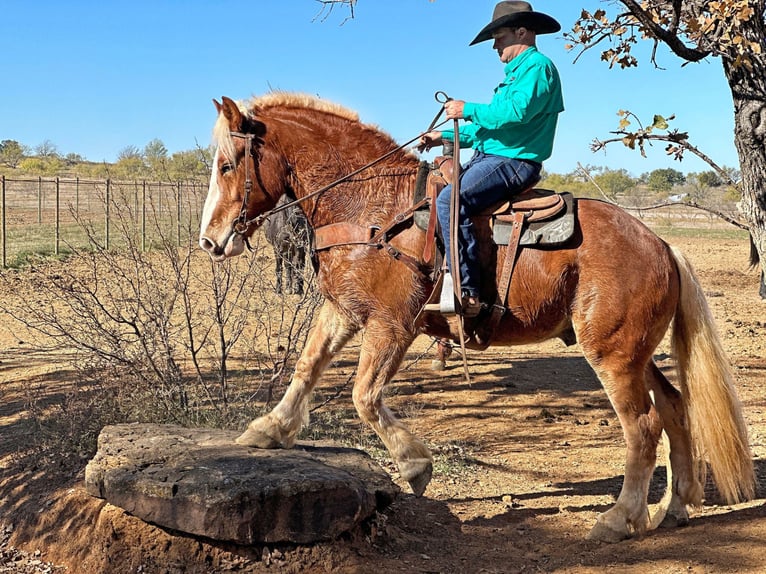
[[198, 230, 246, 262]]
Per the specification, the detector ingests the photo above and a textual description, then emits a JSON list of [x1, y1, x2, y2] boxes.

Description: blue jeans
[[436, 150, 541, 298]]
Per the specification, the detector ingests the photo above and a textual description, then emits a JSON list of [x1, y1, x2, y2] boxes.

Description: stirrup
[[423, 271, 457, 315], [460, 294, 482, 318], [423, 272, 457, 315]]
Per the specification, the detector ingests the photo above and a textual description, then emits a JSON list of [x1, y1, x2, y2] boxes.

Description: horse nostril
[[199, 237, 216, 252]]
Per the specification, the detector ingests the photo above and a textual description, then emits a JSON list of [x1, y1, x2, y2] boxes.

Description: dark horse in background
[[262, 194, 311, 295], [198, 93, 754, 542], [750, 235, 766, 299]]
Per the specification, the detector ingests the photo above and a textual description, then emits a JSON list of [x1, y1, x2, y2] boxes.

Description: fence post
[[75, 176, 80, 216], [55, 177, 60, 256], [142, 180, 147, 252], [1, 175, 6, 268], [37, 176, 42, 224], [176, 181, 182, 247], [105, 179, 111, 250]]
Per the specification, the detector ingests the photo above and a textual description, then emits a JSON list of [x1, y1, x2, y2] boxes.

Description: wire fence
[[0, 175, 208, 267]]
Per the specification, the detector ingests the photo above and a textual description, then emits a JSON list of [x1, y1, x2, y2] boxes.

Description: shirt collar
[[504, 45, 538, 75]]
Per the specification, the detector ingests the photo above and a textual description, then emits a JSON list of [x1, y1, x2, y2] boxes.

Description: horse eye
[[220, 163, 234, 175]]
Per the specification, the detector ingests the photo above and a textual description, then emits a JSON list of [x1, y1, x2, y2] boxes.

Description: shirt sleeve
[[441, 123, 480, 149]]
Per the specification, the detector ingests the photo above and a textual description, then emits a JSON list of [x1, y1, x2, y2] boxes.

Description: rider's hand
[[417, 131, 443, 152], [444, 100, 465, 120]]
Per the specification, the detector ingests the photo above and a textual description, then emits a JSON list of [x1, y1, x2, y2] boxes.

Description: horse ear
[[220, 96, 244, 131], [213, 98, 223, 114]]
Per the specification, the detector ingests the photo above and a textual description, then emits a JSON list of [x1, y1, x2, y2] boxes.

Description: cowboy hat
[[470, 1, 561, 45]]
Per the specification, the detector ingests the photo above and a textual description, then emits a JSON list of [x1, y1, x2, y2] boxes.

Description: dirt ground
[[1, 229, 765, 574]]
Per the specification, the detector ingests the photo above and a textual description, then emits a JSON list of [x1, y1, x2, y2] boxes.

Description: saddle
[[419, 156, 574, 249], [418, 156, 576, 349]]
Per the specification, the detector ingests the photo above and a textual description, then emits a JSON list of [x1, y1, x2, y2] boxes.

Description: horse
[[198, 92, 755, 542], [262, 194, 311, 295]]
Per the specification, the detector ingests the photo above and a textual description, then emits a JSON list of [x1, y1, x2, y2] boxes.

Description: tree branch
[[313, 0, 356, 23], [592, 132, 736, 188], [619, 0, 710, 62]]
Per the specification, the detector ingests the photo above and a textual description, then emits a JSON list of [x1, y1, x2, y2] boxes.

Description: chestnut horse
[[198, 93, 754, 541]]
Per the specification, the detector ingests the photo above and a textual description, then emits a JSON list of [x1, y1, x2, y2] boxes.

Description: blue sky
[[0, 1, 738, 177]]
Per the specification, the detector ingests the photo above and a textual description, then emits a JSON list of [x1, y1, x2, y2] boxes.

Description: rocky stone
[[84, 423, 399, 544]]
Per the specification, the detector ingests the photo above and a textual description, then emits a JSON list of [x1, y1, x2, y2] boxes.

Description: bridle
[[228, 131, 258, 240]]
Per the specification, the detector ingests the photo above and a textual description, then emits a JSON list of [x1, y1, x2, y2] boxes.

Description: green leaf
[[652, 115, 669, 130]]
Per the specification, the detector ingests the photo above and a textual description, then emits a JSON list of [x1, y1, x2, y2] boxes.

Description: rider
[[419, 1, 564, 317]]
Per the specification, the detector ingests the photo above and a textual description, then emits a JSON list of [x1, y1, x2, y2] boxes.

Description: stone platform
[[85, 423, 399, 544]]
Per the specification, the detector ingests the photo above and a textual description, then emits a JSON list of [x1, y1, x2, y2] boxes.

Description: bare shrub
[[0, 181, 322, 471]]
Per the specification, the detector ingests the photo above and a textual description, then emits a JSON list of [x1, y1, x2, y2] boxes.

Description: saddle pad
[[414, 210, 430, 230], [413, 192, 576, 246], [493, 192, 575, 247]]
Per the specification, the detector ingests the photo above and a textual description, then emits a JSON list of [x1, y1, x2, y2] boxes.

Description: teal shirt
[[442, 46, 564, 163]]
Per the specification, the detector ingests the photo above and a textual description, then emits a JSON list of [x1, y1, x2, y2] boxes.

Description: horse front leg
[[286, 245, 301, 295], [352, 319, 433, 496], [236, 301, 358, 448], [292, 245, 306, 296]]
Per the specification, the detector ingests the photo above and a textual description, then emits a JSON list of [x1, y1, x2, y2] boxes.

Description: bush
[[0, 188, 322, 473]]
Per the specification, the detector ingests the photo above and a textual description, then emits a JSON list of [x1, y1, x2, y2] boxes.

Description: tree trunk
[[723, 38, 766, 299]]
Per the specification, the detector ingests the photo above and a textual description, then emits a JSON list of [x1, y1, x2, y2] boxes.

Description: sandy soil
[[1, 230, 764, 574]]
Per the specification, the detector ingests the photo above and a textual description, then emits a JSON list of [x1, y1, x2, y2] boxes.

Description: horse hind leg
[[584, 359, 663, 542], [273, 246, 284, 294], [645, 362, 703, 529], [430, 338, 452, 371], [236, 301, 358, 448], [352, 319, 433, 496]]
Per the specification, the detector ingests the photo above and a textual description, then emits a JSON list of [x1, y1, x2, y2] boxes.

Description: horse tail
[[670, 246, 755, 504]]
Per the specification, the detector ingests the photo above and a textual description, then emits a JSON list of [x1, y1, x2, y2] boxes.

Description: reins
[[435, 94, 472, 385], [228, 110, 451, 239]]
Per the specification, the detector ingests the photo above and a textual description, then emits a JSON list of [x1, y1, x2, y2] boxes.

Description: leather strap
[[474, 210, 526, 350], [449, 127, 462, 304], [312, 199, 431, 280], [422, 156, 455, 264], [369, 198, 429, 245], [494, 195, 564, 223], [313, 222, 375, 251], [423, 171, 446, 263]]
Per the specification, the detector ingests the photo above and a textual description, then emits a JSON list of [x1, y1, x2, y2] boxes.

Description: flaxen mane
[[212, 92, 397, 166]]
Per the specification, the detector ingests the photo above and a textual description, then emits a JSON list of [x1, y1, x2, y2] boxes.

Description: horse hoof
[[398, 458, 433, 496], [235, 419, 284, 449], [430, 359, 446, 371], [586, 520, 630, 543], [657, 510, 689, 529]]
